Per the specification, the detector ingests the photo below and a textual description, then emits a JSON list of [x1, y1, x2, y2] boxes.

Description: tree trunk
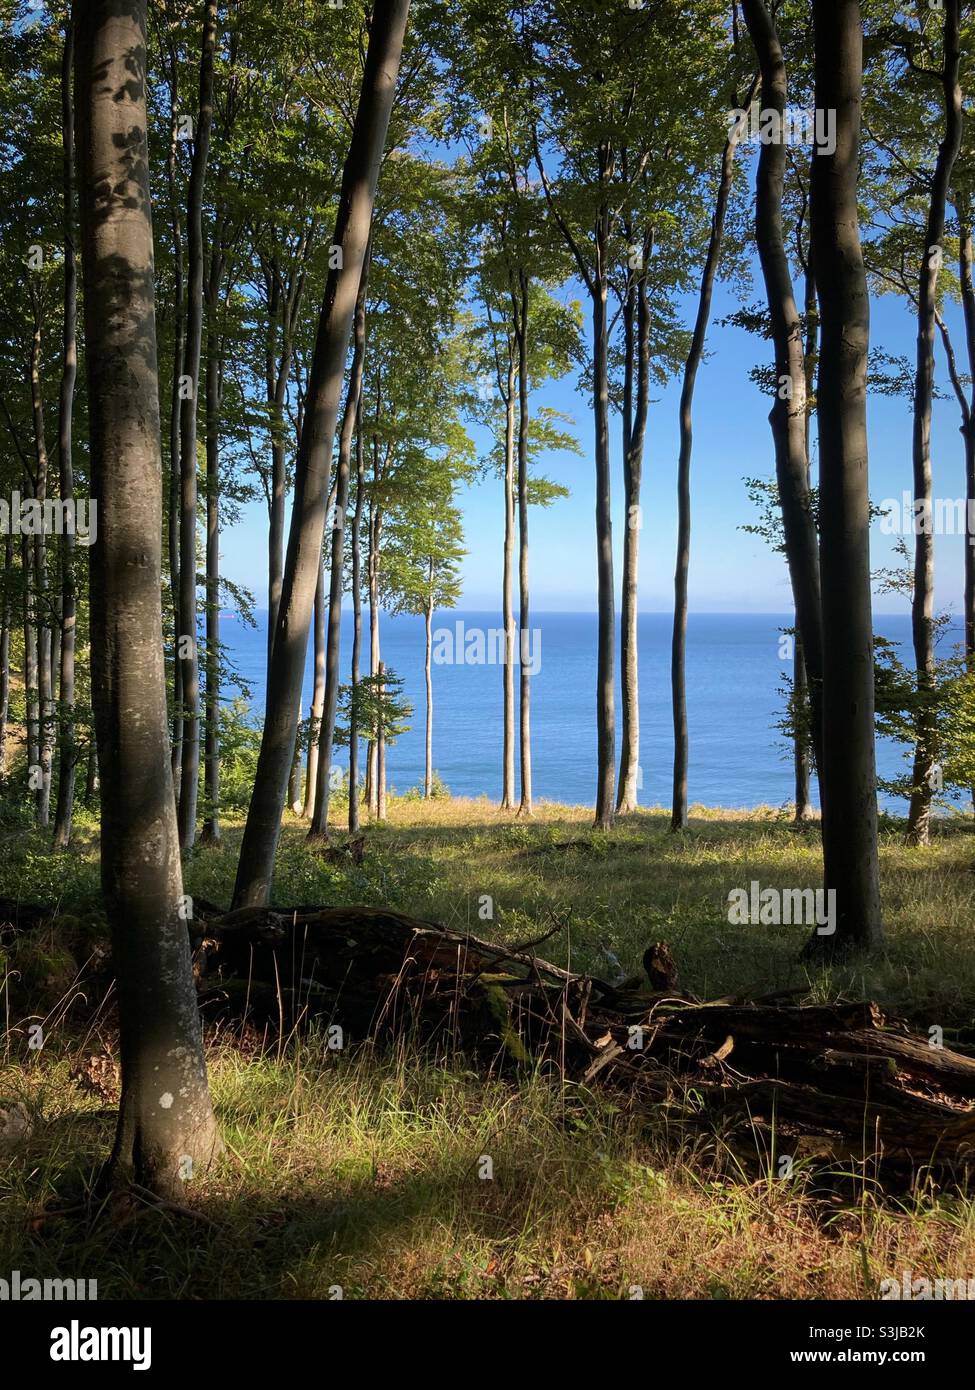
[[807, 0, 883, 955], [164, 26, 185, 793], [794, 225, 819, 825], [424, 585, 433, 798], [742, 0, 825, 786], [22, 531, 39, 784], [592, 180, 615, 829], [303, 552, 326, 818], [366, 493, 382, 816], [53, 16, 78, 850], [232, 0, 410, 908], [27, 287, 54, 827], [671, 119, 742, 831], [75, 0, 220, 1195], [956, 220, 975, 816], [377, 659, 387, 821], [348, 406, 365, 836], [617, 258, 650, 814], [500, 336, 516, 810], [177, 0, 218, 851], [311, 253, 369, 836], [201, 247, 224, 845], [0, 534, 11, 777], [514, 270, 533, 816], [907, 0, 963, 845]]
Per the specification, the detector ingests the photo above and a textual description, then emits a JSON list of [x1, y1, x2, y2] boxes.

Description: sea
[[220, 609, 963, 813]]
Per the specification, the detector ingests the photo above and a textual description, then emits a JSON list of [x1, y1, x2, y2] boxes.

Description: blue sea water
[[220, 609, 960, 813]]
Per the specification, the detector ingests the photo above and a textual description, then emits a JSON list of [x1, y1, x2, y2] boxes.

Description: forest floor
[[2, 796, 975, 1299]]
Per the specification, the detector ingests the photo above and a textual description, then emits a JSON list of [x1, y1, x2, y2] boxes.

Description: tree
[[807, 0, 883, 954], [741, 0, 825, 787], [671, 65, 756, 832], [906, 0, 964, 845], [75, 0, 220, 1193], [53, 11, 78, 849], [232, 0, 411, 909]]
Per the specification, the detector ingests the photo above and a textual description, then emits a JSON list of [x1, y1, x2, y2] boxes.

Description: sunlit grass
[[2, 795, 975, 1298]]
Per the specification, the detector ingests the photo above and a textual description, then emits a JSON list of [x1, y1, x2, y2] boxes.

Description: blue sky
[[220, 246, 973, 621]]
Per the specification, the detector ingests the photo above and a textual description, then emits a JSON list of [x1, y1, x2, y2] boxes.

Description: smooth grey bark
[[177, 0, 218, 850], [794, 230, 820, 825], [262, 229, 312, 685], [232, 0, 410, 908], [0, 534, 10, 776], [22, 532, 38, 780], [742, 0, 825, 785], [807, 0, 883, 954], [958, 224, 975, 670], [27, 285, 54, 827], [907, 0, 963, 845], [617, 246, 650, 814], [424, 581, 433, 797], [201, 243, 224, 845], [534, 136, 615, 827], [376, 659, 387, 821], [303, 551, 326, 819], [163, 20, 184, 789], [348, 406, 365, 836], [500, 335, 516, 810], [671, 119, 742, 832], [591, 182, 615, 830], [53, 16, 78, 849], [311, 252, 369, 837], [513, 269, 532, 816], [75, 0, 220, 1194]]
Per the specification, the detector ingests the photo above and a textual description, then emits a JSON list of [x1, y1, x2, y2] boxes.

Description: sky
[[219, 189, 974, 622]]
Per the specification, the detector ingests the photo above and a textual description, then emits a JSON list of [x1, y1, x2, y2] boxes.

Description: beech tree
[[232, 0, 411, 908], [808, 0, 883, 954], [75, 0, 220, 1192]]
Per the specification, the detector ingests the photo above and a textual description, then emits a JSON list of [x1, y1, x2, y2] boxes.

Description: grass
[[2, 794, 975, 1299]]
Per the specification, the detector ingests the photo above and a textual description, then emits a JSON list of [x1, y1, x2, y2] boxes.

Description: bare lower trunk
[[793, 639, 811, 821], [957, 222, 975, 815], [164, 29, 184, 795], [177, 0, 218, 851], [617, 267, 649, 814], [592, 199, 615, 829], [424, 592, 433, 797], [201, 272, 222, 845], [907, 0, 962, 846], [232, 0, 410, 908], [27, 290, 54, 827], [348, 413, 365, 836], [671, 116, 744, 831], [22, 533, 39, 787], [311, 253, 369, 836], [0, 535, 10, 776], [377, 659, 387, 821], [500, 340, 516, 810], [75, 0, 220, 1194], [807, 0, 883, 955], [742, 0, 824, 786], [53, 17, 78, 849], [515, 271, 532, 817], [303, 555, 326, 819]]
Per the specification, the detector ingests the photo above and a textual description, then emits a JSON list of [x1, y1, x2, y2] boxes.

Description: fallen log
[[192, 903, 975, 1177]]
